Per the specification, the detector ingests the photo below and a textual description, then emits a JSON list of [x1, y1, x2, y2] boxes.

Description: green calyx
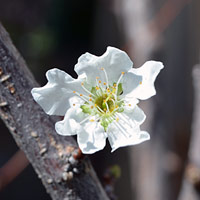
[[100, 114, 114, 131], [80, 104, 93, 115], [117, 83, 123, 96]]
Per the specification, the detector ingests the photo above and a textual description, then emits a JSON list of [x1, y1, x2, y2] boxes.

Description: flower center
[[74, 68, 129, 131], [95, 91, 115, 112]]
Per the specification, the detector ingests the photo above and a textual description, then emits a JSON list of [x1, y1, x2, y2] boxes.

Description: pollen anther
[[90, 119, 95, 122], [73, 91, 76, 93], [80, 94, 83, 96], [121, 72, 125, 75]]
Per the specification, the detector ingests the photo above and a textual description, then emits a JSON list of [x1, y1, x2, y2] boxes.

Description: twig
[[0, 150, 29, 191], [147, 0, 192, 40], [122, 0, 192, 63]]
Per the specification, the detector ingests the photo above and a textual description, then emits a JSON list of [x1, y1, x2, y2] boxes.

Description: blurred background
[[0, 0, 200, 199]]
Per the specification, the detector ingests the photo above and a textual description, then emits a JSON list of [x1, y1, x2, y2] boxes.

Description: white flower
[[31, 47, 164, 154]]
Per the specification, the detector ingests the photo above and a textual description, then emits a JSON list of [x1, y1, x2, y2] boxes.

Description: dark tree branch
[[0, 22, 109, 200]]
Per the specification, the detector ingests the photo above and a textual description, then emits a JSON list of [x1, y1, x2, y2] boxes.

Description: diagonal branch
[[0, 22, 109, 200]]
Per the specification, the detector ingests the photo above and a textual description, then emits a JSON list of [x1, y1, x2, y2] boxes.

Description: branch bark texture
[[0, 22, 109, 200]]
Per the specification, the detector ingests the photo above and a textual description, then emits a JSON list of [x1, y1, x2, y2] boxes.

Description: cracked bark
[[0, 22, 109, 200]]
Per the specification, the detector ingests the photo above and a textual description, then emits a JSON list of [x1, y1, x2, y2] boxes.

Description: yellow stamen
[[99, 80, 101, 83], [73, 104, 75, 106], [103, 82, 106, 85], [94, 104, 97, 107], [96, 76, 99, 79], [116, 117, 119, 122], [80, 94, 83, 96], [113, 83, 117, 87], [89, 98, 92, 101], [89, 94, 92, 97], [91, 106, 94, 109], [121, 72, 125, 75], [90, 119, 95, 122], [100, 67, 104, 70], [104, 108, 106, 112], [81, 82, 84, 86], [128, 104, 131, 106], [73, 91, 76, 93], [139, 81, 142, 85], [96, 86, 99, 90]]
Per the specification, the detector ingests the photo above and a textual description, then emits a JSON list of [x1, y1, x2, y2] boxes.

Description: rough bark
[[0, 22, 109, 200]]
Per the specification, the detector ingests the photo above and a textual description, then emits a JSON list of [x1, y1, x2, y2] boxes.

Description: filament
[[81, 82, 96, 98], [101, 67, 109, 88], [115, 72, 125, 98]]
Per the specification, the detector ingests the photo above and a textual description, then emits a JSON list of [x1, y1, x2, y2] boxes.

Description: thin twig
[[148, 0, 192, 40], [0, 150, 29, 191]]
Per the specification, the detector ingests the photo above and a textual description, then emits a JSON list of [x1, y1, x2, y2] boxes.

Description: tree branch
[[0, 22, 109, 200]]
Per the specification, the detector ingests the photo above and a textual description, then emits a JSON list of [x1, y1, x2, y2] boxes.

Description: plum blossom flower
[[31, 47, 164, 154]]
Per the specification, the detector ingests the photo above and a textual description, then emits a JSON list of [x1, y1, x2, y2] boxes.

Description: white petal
[[128, 61, 164, 100], [107, 119, 149, 152], [55, 107, 84, 136], [75, 46, 133, 85], [55, 107, 107, 154], [31, 68, 86, 116], [123, 105, 146, 125], [69, 96, 84, 108], [77, 122, 107, 154], [121, 72, 142, 96], [123, 97, 139, 111]]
